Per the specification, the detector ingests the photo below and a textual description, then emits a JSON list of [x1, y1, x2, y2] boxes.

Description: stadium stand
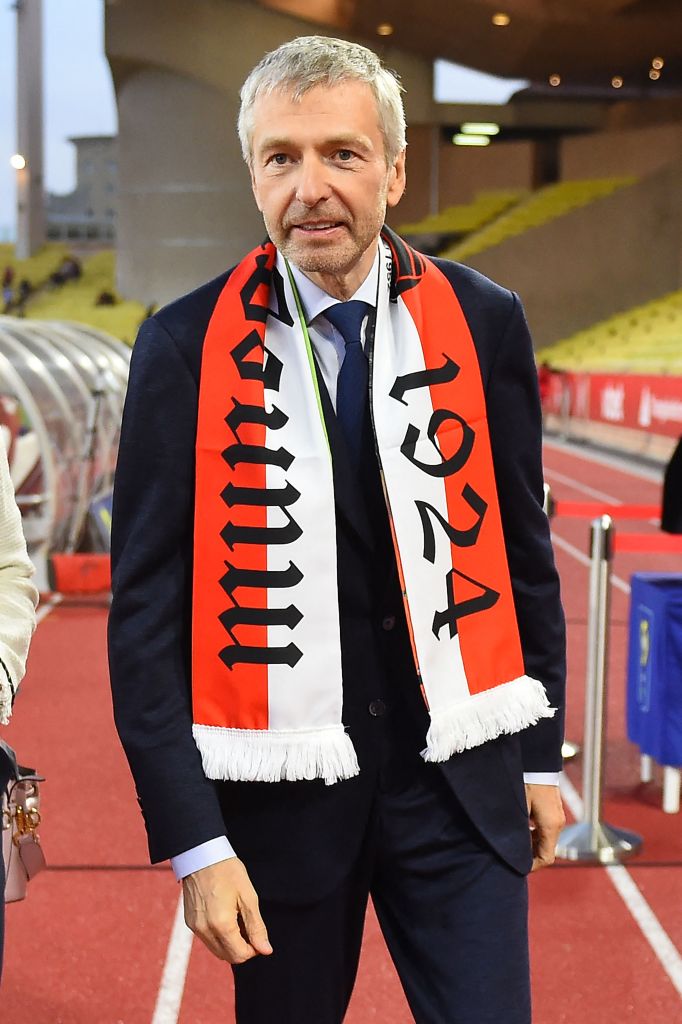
[[538, 290, 682, 374], [444, 177, 637, 261], [0, 242, 70, 291], [398, 189, 526, 243], [25, 250, 146, 345]]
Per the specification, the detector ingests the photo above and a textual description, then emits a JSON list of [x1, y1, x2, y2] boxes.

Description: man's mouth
[[291, 222, 344, 233]]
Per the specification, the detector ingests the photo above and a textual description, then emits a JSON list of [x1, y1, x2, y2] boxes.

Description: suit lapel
[[312, 358, 375, 553]]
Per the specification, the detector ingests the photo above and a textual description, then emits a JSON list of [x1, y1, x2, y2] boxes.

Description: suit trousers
[[232, 747, 531, 1024]]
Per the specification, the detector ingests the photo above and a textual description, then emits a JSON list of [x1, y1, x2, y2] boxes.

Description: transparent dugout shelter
[[0, 317, 130, 589]]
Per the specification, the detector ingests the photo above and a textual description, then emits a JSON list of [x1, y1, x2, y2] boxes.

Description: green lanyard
[[284, 258, 332, 457]]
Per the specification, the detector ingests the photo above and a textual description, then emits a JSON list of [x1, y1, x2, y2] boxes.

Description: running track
[[3, 437, 682, 1023]]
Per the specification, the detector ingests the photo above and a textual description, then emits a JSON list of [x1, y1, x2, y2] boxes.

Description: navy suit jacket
[[108, 241, 566, 900]]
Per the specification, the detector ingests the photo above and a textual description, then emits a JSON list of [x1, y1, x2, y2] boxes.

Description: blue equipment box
[[627, 573, 682, 767]]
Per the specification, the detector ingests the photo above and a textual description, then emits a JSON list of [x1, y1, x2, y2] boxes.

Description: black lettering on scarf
[[222, 482, 300, 508], [389, 355, 460, 405], [231, 331, 284, 391], [401, 410, 474, 478], [220, 603, 303, 638], [432, 568, 500, 640], [392, 354, 499, 635], [415, 485, 488, 562], [220, 642, 303, 670], [220, 560, 303, 598], [218, 258, 304, 668], [240, 257, 294, 327], [221, 508, 303, 550], [226, 400, 288, 439], [222, 443, 293, 471]]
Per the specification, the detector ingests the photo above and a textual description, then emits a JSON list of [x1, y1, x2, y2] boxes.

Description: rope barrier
[[553, 501, 660, 520], [613, 533, 682, 554]]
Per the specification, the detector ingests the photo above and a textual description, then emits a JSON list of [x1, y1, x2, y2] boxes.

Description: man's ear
[[386, 149, 407, 208]]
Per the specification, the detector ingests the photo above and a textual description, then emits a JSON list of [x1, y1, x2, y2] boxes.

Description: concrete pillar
[[115, 68, 259, 307], [106, 0, 435, 306], [15, 0, 45, 259]]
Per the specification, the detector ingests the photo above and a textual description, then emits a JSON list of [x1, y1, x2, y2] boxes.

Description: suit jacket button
[[369, 699, 387, 717], [382, 615, 396, 631]]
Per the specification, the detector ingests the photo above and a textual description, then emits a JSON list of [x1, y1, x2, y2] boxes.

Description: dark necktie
[[324, 300, 372, 469]]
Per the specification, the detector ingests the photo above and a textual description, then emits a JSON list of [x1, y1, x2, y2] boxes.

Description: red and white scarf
[[191, 230, 554, 784]]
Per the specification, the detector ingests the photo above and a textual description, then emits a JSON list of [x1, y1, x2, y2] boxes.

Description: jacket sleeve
[[0, 440, 38, 724], [108, 316, 226, 863], [486, 293, 566, 772]]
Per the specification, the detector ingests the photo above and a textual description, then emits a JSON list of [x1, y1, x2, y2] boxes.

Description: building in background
[[45, 135, 118, 244]]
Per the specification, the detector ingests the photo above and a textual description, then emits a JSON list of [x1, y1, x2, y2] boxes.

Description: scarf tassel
[[422, 675, 555, 763], [193, 723, 360, 787]]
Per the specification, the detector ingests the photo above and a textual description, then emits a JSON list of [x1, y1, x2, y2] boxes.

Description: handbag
[[1, 740, 46, 903]]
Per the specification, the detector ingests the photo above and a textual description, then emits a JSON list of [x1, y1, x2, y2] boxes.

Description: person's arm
[[486, 293, 567, 867], [108, 316, 272, 962], [486, 293, 566, 771], [108, 316, 227, 861], [0, 440, 38, 724]]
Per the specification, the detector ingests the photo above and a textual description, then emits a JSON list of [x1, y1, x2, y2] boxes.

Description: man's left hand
[[525, 783, 566, 871]]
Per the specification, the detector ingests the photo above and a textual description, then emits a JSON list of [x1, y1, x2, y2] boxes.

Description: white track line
[[555, 448, 682, 1001], [544, 467, 627, 504], [551, 532, 631, 595], [36, 592, 63, 625], [544, 436, 663, 483], [151, 894, 194, 1024], [559, 775, 682, 999]]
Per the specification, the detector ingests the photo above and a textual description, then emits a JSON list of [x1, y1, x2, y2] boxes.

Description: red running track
[[2, 436, 682, 1023]]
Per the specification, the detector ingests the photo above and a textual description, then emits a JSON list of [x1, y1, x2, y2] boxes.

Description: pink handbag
[[1, 742, 46, 903]]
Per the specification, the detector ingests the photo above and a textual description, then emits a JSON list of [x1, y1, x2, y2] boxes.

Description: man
[[109, 36, 566, 1023]]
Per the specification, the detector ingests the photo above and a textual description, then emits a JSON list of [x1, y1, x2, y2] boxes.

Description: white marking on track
[[559, 775, 682, 1000], [544, 467, 626, 504], [551, 532, 631, 595], [36, 592, 63, 624], [151, 894, 194, 1024], [544, 436, 663, 483]]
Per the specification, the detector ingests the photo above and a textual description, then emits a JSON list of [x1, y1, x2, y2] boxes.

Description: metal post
[[556, 515, 643, 862], [15, 0, 45, 259], [559, 373, 571, 440], [543, 484, 580, 762]]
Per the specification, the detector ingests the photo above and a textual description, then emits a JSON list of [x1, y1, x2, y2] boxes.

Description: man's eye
[[336, 150, 354, 161], [269, 154, 289, 166]]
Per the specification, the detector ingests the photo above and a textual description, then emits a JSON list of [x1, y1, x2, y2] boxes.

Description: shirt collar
[[276, 244, 380, 326]]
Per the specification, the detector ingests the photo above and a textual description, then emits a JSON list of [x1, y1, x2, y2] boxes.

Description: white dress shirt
[[170, 247, 558, 880]]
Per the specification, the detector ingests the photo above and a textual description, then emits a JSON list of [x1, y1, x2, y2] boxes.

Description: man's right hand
[[182, 857, 273, 964]]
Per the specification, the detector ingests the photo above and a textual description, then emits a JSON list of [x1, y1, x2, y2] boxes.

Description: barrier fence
[[542, 370, 682, 441], [548, 491, 682, 862]]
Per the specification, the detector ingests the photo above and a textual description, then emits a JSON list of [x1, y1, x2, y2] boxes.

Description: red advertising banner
[[543, 372, 682, 439]]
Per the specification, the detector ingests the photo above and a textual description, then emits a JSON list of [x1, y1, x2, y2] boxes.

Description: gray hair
[[238, 36, 406, 167]]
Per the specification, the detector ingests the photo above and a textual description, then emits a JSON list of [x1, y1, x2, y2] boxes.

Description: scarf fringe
[[422, 675, 555, 763], [193, 723, 360, 786]]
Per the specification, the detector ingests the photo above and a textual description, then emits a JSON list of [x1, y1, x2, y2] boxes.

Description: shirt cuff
[[523, 772, 560, 786], [170, 836, 237, 881]]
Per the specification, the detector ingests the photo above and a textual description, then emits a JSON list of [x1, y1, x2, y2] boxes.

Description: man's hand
[[525, 784, 566, 871], [182, 857, 273, 964]]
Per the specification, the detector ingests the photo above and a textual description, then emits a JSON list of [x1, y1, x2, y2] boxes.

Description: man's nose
[[295, 157, 332, 207]]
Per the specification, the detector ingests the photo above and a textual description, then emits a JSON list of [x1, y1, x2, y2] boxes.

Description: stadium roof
[[256, 0, 682, 92]]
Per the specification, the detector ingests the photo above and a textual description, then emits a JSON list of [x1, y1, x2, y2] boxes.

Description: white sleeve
[[0, 440, 38, 724], [522, 772, 560, 786], [170, 836, 237, 881]]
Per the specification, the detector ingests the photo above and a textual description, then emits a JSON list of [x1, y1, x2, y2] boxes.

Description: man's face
[[249, 80, 406, 290]]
